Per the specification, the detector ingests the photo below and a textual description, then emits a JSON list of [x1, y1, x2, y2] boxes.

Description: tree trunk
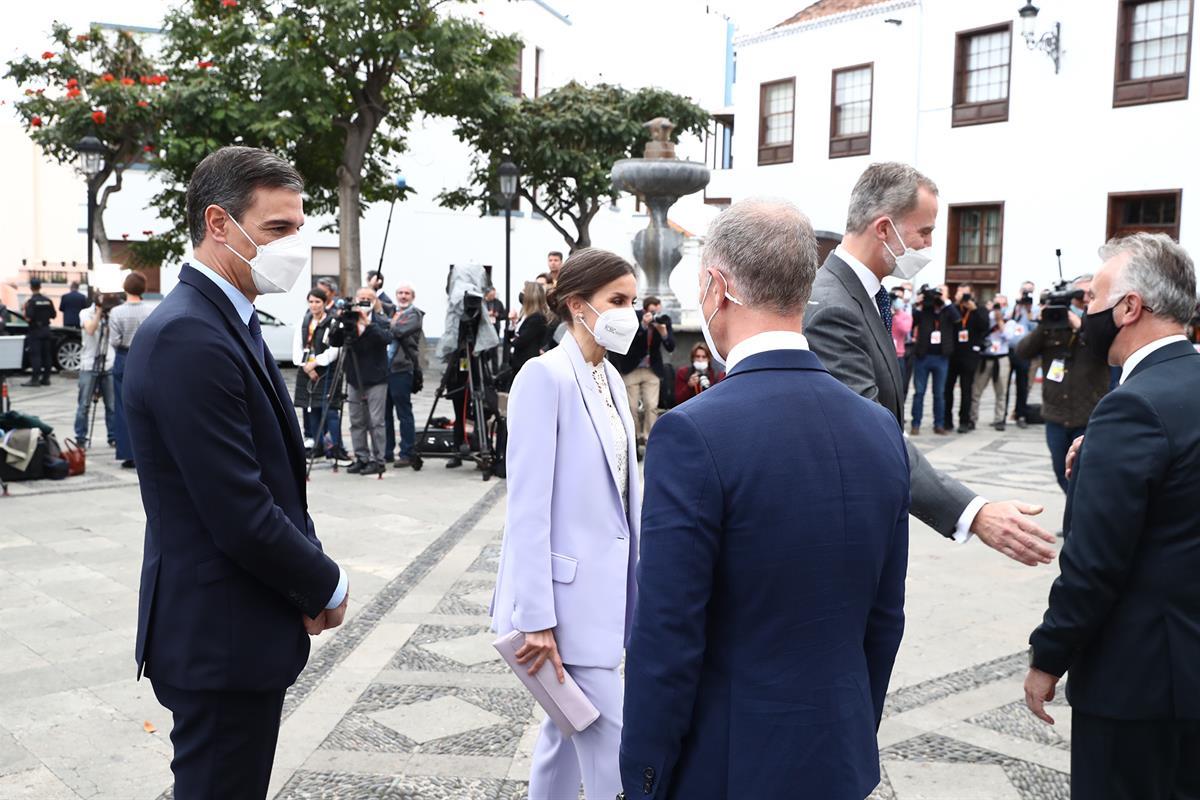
[[91, 167, 123, 263], [336, 164, 361, 297]]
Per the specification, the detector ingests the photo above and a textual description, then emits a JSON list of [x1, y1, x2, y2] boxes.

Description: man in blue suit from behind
[[124, 147, 348, 799], [620, 199, 910, 800]]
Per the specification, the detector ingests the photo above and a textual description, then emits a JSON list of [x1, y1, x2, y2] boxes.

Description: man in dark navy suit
[[1025, 232, 1200, 800], [619, 200, 910, 800], [123, 147, 348, 800]]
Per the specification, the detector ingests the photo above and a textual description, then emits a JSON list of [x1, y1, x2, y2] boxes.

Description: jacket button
[[644, 767, 655, 779]]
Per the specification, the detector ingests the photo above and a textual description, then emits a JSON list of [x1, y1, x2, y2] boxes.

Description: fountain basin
[[611, 159, 711, 198]]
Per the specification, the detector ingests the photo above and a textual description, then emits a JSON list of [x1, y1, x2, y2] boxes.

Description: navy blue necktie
[[247, 313, 267, 368], [875, 286, 893, 335]]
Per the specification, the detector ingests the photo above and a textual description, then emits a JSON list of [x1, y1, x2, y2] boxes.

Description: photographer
[[674, 343, 723, 403], [386, 284, 423, 468], [328, 287, 390, 475], [74, 297, 118, 448], [910, 284, 960, 435], [944, 286, 990, 433], [1007, 292, 1038, 427], [970, 304, 1016, 431], [292, 287, 346, 460], [1015, 275, 1111, 492], [609, 295, 675, 446]]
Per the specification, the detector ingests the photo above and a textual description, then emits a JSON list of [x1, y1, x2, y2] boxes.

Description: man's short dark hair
[[29, 278, 42, 291], [124, 271, 147, 296], [367, 270, 384, 283], [548, 251, 564, 260], [186, 146, 304, 248], [69, 281, 80, 290], [307, 287, 328, 303], [643, 296, 662, 309]]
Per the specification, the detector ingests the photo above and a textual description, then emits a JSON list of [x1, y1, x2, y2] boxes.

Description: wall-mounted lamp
[[1018, 2, 1061, 74]]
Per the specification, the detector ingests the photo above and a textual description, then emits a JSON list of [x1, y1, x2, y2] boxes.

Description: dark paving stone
[[968, 698, 1071, 751], [882, 733, 1069, 800], [882, 651, 1027, 718], [389, 623, 508, 675], [276, 770, 509, 800]]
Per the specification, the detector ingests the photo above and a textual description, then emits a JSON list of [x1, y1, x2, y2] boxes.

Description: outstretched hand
[[972, 500, 1056, 566]]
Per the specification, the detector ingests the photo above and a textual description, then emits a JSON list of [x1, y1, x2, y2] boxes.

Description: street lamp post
[[74, 136, 106, 271], [497, 159, 520, 365]]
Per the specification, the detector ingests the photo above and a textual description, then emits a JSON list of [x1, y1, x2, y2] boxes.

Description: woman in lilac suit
[[491, 248, 642, 799]]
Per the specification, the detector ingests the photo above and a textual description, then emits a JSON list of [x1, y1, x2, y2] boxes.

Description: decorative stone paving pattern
[[468, 543, 502, 576], [389, 623, 509, 675], [322, 683, 532, 757], [882, 651, 1027, 717], [968, 698, 1071, 751], [866, 765, 897, 800], [881, 733, 1069, 800], [276, 770, 510, 800], [433, 575, 498, 617]]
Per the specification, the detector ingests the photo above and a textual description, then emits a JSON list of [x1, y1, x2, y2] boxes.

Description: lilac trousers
[[528, 665, 623, 799]]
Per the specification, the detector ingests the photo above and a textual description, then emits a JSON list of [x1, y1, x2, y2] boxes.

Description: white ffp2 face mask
[[699, 271, 743, 366], [883, 217, 933, 280], [580, 302, 639, 355], [223, 211, 309, 295]]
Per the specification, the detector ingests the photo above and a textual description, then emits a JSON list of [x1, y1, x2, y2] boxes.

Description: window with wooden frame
[[511, 45, 524, 97], [1107, 190, 1182, 240], [1114, 0, 1193, 106], [829, 63, 872, 158], [952, 24, 1012, 127], [946, 203, 1004, 287], [534, 47, 543, 98], [757, 78, 794, 165]]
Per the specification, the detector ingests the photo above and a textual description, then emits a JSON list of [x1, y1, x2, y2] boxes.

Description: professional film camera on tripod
[[410, 264, 505, 479]]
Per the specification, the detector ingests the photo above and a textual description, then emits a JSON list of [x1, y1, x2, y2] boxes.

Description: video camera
[[918, 284, 944, 309], [1040, 279, 1085, 329]]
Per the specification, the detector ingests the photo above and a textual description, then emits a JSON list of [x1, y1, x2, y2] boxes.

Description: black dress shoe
[[445, 456, 463, 469], [360, 461, 385, 476], [992, 421, 1007, 431], [121, 460, 136, 469], [19, 380, 40, 387], [40, 378, 51, 386], [346, 461, 366, 474], [957, 424, 971, 434]]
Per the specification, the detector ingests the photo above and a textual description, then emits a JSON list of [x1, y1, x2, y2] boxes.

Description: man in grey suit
[[807, 163, 1057, 566]]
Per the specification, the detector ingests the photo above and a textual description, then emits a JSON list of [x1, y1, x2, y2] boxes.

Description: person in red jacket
[[674, 343, 723, 403]]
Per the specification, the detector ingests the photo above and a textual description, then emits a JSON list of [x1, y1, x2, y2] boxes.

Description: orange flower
[[91, 109, 106, 124], [221, 0, 238, 6], [66, 87, 81, 99], [76, 34, 89, 42], [41, 51, 54, 60], [143, 144, 154, 152], [66, 78, 79, 89], [142, 230, 153, 236], [121, 233, 130, 240], [120, 77, 135, 86], [137, 100, 149, 108], [23, 88, 34, 96], [196, 59, 215, 69], [31, 115, 42, 127], [101, 73, 114, 82]]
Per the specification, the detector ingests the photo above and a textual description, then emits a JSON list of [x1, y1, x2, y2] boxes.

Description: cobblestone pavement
[[0, 371, 1071, 799]]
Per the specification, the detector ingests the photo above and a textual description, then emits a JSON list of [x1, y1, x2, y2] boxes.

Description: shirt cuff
[[953, 496, 988, 543], [326, 565, 348, 609]]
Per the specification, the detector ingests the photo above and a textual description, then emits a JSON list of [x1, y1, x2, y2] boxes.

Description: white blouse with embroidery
[[589, 361, 629, 508]]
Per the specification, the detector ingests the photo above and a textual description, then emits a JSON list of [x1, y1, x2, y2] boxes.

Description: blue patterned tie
[[247, 313, 267, 368], [875, 286, 893, 334]]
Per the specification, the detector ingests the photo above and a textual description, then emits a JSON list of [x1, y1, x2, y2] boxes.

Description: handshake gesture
[[303, 590, 349, 636]]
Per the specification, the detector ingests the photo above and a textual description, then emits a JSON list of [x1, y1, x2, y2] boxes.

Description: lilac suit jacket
[[491, 333, 641, 669]]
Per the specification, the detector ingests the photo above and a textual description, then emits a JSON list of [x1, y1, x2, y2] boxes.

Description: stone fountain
[[611, 118, 710, 319]]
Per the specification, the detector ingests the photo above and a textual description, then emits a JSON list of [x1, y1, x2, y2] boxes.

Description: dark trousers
[[27, 331, 52, 382], [944, 353, 979, 427], [385, 370, 416, 458], [1045, 421, 1086, 493], [151, 680, 286, 800], [1071, 710, 1200, 800], [112, 349, 133, 461], [911, 354, 948, 429], [1009, 353, 1030, 420]]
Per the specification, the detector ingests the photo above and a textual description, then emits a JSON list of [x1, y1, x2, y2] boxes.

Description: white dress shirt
[[835, 245, 882, 317], [1120, 335, 1188, 384], [724, 330, 809, 372], [190, 258, 348, 611]]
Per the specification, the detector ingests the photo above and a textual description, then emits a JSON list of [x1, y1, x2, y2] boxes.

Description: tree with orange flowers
[[5, 22, 170, 263]]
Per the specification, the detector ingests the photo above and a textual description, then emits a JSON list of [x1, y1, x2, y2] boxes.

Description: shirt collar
[[724, 331, 809, 373], [1120, 334, 1189, 384], [189, 256, 255, 327], [835, 244, 883, 315]]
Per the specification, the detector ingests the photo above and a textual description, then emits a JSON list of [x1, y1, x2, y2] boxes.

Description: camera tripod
[[304, 325, 377, 479], [84, 313, 111, 450], [410, 327, 502, 480]]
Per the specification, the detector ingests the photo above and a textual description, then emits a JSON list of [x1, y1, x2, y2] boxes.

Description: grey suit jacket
[[806, 253, 976, 537]]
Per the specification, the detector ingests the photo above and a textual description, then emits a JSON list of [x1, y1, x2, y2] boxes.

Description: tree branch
[[521, 187, 576, 250]]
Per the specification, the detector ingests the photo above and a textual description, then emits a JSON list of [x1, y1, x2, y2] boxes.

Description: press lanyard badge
[[958, 330, 969, 343], [930, 331, 942, 345], [1046, 358, 1067, 383]]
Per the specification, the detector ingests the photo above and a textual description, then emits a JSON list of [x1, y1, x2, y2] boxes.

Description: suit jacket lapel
[[1127, 339, 1198, 383], [179, 265, 306, 486], [561, 335, 624, 503], [824, 255, 904, 413]]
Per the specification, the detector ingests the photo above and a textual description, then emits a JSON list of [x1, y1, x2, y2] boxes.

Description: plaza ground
[[0, 369, 1072, 799]]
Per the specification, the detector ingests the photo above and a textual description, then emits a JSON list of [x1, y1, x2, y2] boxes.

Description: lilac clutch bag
[[493, 630, 600, 737]]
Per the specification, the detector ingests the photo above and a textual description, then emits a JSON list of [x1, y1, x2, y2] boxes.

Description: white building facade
[[709, 0, 1199, 298]]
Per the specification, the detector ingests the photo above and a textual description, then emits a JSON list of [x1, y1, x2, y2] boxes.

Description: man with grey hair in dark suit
[[806, 162, 1058, 566]]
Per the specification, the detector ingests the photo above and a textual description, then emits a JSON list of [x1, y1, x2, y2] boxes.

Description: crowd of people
[[16, 142, 1191, 800]]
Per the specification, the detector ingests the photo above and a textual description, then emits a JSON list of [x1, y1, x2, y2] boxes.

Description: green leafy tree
[[5, 23, 170, 263], [440, 81, 710, 251], [148, 0, 520, 293]]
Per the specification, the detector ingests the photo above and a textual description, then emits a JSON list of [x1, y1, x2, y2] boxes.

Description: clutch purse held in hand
[[493, 630, 600, 737]]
